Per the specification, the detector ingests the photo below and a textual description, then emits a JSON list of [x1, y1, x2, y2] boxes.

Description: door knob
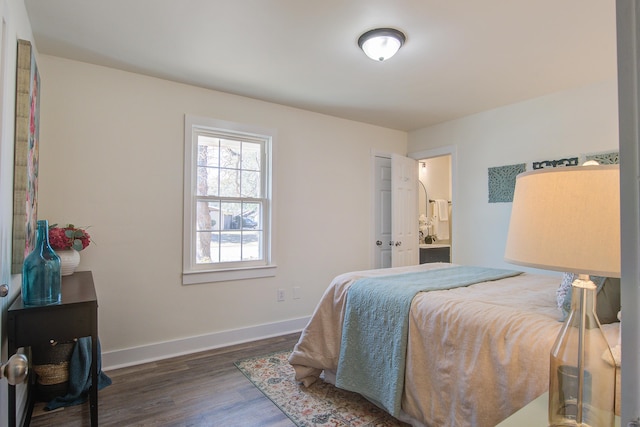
[[395, 241, 402, 247], [376, 240, 382, 246], [1, 354, 28, 385], [0, 284, 8, 297]]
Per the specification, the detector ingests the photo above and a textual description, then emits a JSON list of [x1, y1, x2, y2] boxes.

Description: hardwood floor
[[29, 333, 301, 427]]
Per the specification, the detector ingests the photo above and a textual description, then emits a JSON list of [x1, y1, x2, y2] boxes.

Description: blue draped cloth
[[46, 337, 112, 410], [335, 265, 522, 417]]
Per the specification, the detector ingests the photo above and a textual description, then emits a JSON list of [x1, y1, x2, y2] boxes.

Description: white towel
[[433, 199, 449, 241], [435, 199, 449, 221]]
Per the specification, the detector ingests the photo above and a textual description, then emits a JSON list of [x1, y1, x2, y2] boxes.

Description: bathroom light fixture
[[358, 28, 406, 62]]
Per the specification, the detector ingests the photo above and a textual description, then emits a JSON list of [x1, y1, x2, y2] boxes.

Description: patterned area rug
[[235, 350, 408, 427]]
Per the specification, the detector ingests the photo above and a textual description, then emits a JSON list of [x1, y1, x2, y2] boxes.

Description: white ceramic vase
[[57, 249, 80, 276]]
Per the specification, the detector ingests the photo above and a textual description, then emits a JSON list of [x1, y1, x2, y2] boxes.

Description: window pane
[[220, 139, 241, 169], [242, 141, 261, 171], [242, 203, 261, 229], [220, 202, 242, 230], [241, 170, 261, 198], [209, 232, 220, 264], [196, 231, 219, 264], [197, 136, 219, 167], [220, 232, 242, 262], [196, 201, 220, 231], [242, 231, 261, 261], [220, 169, 240, 197], [197, 166, 219, 196]]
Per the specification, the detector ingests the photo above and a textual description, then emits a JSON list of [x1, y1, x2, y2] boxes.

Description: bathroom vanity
[[419, 244, 451, 264]]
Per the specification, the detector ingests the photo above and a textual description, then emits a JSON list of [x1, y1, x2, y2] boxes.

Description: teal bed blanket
[[334, 265, 522, 417]]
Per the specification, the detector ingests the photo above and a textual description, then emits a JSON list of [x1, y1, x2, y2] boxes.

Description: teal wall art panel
[[488, 163, 526, 203], [585, 151, 619, 165]]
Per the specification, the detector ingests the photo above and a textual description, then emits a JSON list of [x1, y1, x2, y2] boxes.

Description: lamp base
[[548, 276, 615, 427]]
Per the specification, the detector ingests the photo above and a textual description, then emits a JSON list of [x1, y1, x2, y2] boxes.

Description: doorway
[[372, 149, 453, 269], [410, 146, 455, 263], [371, 153, 419, 269], [418, 155, 452, 245]]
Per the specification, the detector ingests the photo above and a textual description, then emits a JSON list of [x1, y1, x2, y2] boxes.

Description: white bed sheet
[[288, 263, 620, 427]]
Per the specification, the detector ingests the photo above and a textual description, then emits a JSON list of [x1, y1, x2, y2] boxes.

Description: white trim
[[182, 114, 277, 284], [409, 145, 457, 160], [182, 264, 277, 285], [102, 316, 309, 371]]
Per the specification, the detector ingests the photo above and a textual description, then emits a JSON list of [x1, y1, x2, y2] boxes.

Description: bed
[[288, 262, 620, 427]]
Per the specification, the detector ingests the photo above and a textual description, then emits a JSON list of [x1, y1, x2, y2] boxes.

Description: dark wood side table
[[7, 271, 98, 427]]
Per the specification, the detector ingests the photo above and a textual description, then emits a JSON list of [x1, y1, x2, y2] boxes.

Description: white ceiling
[[24, 0, 618, 132]]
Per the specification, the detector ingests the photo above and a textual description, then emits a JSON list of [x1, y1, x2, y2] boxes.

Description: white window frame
[[182, 115, 276, 284]]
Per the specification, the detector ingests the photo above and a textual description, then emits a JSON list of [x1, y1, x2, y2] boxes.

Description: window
[[183, 115, 276, 284]]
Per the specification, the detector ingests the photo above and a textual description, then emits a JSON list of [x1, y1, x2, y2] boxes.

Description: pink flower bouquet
[[48, 224, 91, 251]]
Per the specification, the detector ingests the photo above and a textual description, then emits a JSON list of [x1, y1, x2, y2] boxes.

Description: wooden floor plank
[[29, 333, 300, 426]]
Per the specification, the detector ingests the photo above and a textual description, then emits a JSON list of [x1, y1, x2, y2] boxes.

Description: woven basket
[[32, 341, 75, 402]]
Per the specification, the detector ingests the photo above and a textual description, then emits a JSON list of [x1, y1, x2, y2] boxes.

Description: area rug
[[235, 350, 408, 427]]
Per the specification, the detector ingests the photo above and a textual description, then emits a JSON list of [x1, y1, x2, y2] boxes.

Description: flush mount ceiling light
[[358, 28, 406, 62]]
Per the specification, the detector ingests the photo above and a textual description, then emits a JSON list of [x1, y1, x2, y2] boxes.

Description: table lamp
[[504, 164, 620, 427]]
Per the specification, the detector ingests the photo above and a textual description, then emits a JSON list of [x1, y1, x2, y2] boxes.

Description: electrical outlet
[[293, 287, 301, 299], [277, 289, 285, 302]]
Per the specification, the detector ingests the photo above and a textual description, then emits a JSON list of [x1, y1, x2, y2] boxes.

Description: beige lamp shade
[[504, 164, 620, 278]]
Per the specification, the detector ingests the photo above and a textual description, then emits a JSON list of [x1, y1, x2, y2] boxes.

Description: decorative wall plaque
[[488, 163, 526, 203], [585, 151, 619, 165], [532, 157, 579, 170]]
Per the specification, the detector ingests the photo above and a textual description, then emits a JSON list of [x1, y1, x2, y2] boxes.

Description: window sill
[[182, 265, 277, 285]]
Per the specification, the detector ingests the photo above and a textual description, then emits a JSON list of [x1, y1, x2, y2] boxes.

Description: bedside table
[[7, 271, 99, 427], [496, 392, 621, 426]]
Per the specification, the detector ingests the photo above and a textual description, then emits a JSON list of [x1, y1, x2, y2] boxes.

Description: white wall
[[34, 55, 407, 367], [408, 79, 619, 271]]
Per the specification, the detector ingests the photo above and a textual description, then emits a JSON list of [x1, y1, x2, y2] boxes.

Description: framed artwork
[[11, 39, 40, 274]]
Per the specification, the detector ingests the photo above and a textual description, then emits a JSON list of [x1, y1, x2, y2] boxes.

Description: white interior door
[[391, 154, 418, 267], [373, 156, 392, 268]]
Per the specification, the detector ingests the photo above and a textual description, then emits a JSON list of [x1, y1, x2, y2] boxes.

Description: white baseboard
[[101, 316, 309, 371]]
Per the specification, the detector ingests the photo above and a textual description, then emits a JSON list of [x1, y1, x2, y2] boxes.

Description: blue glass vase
[[22, 219, 61, 306]]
